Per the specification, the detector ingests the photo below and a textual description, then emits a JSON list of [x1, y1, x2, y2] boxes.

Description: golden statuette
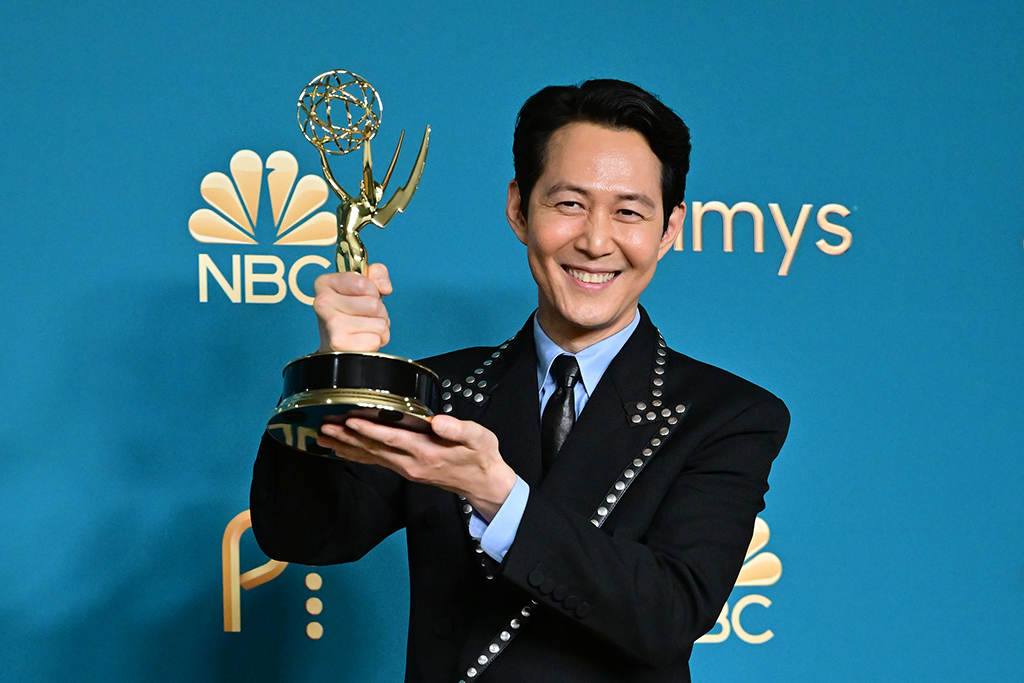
[[267, 70, 439, 456], [297, 70, 430, 275]]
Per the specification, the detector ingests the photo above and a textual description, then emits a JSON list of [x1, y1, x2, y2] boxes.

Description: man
[[251, 79, 789, 682]]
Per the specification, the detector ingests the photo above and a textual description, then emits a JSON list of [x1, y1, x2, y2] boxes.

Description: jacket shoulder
[[666, 347, 790, 428]]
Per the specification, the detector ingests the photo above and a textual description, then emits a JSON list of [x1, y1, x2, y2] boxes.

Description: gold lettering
[[245, 255, 287, 304], [288, 254, 331, 305], [691, 201, 764, 253], [199, 254, 241, 303], [769, 203, 813, 277], [816, 203, 853, 255]]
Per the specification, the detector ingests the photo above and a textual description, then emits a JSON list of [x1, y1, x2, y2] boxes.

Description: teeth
[[568, 268, 615, 284]]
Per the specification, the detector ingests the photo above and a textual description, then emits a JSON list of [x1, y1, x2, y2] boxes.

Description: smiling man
[[250, 79, 789, 682]]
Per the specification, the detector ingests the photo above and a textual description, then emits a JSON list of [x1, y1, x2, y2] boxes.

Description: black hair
[[512, 79, 691, 229]]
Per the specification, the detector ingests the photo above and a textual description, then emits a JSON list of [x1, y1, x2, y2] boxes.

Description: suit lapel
[[455, 318, 545, 488], [539, 312, 665, 515]]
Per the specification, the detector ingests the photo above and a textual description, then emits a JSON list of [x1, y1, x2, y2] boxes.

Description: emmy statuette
[[267, 70, 439, 456]]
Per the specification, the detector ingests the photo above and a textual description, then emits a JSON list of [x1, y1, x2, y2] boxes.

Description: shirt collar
[[533, 309, 641, 396]]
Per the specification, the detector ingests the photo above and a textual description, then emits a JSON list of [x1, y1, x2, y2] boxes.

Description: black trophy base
[[267, 351, 440, 457]]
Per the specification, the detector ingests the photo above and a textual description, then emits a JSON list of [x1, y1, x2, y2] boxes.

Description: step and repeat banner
[[2, 1, 1022, 681]]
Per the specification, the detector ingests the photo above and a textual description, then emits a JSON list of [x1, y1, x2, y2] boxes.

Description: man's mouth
[[565, 267, 618, 284]]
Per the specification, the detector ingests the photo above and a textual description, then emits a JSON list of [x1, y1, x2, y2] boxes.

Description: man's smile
[[564, 266, 619, 285]]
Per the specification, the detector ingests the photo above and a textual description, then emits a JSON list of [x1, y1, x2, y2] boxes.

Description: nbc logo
[[191, 150, 337, 304], [696, 517, 782, 645]]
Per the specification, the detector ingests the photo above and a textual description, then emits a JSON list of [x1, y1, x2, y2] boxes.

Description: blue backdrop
[[2, 1, 1022, 680]]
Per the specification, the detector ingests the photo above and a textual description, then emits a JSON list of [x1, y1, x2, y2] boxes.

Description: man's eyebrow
[[543, 183, 592, 198], [616, 192, 656, 211], [543, 184, 657, 211]]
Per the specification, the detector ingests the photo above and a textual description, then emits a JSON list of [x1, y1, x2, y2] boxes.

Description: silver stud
[[478, 655, 488, 665], [631, 415, 642, 424], [597, 506, 608, 516], [475, 546, 484, 553], [466, 376, 476, 384], [633, 458, 643, 467], [606, 494, 617, 504], [485, 574, 493, 580], [522, 606, 532, 617], [459, 495, 466, 500], [652, 399, 662, 407], [656, 357, 666, 365], [668, 416, 678, 425], [443, 404, 453, 413], [463, 504, 472, 514], [659, 426, 670, 436], [642, 448, 652, 456], [651, 438, 661, 447], [463, 388, 473, 398], [624, 469, 634, 479], [442, 379, 452, 388], [474, 393, 484, 403], [442, 392, 452, 401], [491, 352, 501, 359], [662, 408, 672, 418], [510, 619, 520, 629], [474, 368, 484, 375], [499, 343, 508, 350], [615, 481, 625, 491], [500, 631, 510, 641], [646, 411, 656, 420], [655, 367, 665, 375], [652, 389, 663, 397], [478, 380, 487, 388], [657, 348, 666, 356], [591, 519, 600, 526], [489, 644, 500, 654], [467, 667, 478, 678], [675, 404, 686, 413], [483, 359, 493, 366], [636, 402, 647, 411], [653, 378, 664, 386], [453, 384, 462, 392]]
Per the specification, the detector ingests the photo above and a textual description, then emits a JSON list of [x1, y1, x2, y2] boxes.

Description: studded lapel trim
[[456, 313, 690, 682]]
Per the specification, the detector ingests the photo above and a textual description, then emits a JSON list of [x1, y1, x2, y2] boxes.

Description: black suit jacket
[[250, 309, 789, 682]]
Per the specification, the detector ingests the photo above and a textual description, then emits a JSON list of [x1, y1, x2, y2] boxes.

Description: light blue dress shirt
[[468, 309, 641, 561]]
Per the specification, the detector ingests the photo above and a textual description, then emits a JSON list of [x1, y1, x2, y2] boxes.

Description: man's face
[[507, 122, 685, 352]]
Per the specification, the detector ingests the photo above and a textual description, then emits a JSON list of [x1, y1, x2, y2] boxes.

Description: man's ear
[[506, 180, 528, 245], [658, 202, 686, 259]]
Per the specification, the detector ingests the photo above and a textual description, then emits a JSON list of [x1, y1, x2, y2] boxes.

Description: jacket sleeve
[[498, 396, 789, 667], [249, 431, 407, 565]]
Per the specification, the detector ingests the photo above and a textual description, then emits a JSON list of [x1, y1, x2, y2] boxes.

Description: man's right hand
[[313, 263, 393, 353]]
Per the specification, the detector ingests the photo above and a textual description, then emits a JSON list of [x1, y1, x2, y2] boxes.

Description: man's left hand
[[316, 415, 517, 521]]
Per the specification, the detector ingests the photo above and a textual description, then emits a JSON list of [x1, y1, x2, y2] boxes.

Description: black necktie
[[541, 354, 581, 476]]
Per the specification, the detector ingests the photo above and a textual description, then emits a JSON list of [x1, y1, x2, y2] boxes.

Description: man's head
[[512, 79, 691, 230], [506, 79, 691, 352]]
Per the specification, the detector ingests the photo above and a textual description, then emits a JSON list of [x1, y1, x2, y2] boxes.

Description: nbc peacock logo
[[697, 517, 783, 645], [190, 150, 337, 304]]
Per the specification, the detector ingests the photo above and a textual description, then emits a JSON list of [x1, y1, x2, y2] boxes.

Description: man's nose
[[575, 209, 615, 257]]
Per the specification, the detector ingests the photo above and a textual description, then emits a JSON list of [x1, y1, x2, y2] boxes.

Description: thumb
[[429, 414, 470, 444], [366, 262, 393, 296]]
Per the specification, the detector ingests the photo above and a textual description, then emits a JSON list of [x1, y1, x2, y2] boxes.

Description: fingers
[[313, 268, 391, 352], [366, 262, 393, 296], [430, 415, 496, 452]]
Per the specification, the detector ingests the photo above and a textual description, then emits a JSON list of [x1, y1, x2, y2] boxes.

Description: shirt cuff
[[467, 476, 530, 562]]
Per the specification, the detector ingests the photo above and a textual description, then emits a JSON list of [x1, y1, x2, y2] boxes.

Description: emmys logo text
[[191, 150, 336, 304], [672, 201, 852, 276]]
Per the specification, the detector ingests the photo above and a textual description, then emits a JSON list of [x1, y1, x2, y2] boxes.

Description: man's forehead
[[536, 122, 663, 198]]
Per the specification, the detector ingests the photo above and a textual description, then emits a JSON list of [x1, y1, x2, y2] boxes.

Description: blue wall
[[1, 1, 1022, 680]]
